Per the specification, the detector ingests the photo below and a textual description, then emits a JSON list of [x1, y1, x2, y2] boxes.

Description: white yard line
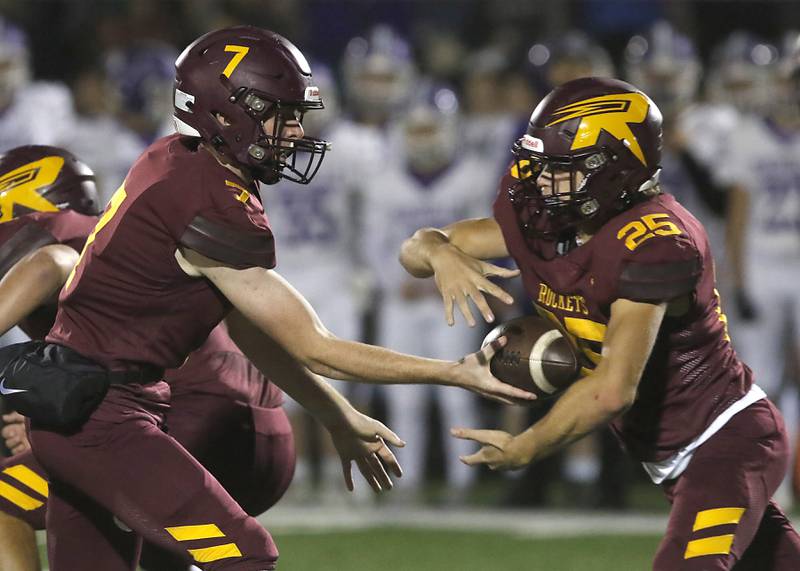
[[258, 506, 668, 537]]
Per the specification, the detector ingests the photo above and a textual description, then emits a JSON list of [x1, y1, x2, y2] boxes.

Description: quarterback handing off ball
[[483, 316, 581, 400]]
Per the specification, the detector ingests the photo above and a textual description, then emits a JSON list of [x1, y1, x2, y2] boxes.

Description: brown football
[[482, 315, 581, 400]]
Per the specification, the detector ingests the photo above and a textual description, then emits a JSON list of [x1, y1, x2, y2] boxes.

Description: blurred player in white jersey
[[58, 65, 144, 205], [624, 22, 729, 267], [363, 83, 497, 502], [262, 64, 367, 499], [711, 32, 800, 503], [0, 17, 74, 153]]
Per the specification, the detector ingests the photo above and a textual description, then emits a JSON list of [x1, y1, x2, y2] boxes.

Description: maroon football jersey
[[48, 134, 276, 371], [166, 324, 283, 408], [0, 209, 281, 408], [494, 174, 752, 462]]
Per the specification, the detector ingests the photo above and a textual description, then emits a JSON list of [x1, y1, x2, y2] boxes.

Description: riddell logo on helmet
[[546, 93, 650, 166], [304, 86, 321, 102], [521, 135, 544, 152]]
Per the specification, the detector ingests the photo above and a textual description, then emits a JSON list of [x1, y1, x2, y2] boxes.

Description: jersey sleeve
[[151, 146, 276, 270], [610, 217, 702, 304]]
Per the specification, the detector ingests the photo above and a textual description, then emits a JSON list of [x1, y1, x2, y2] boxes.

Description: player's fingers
[[377, 444, 403, 478], [2, 412, 25, 424], [3, 434, 21, 448], [477, 279, 516, 306], [367, 453, 393, 490], [459, 449, 490, 467], [11, 443, 28, 456], [341, 460, 354, 492], [466, 287, 495, 323], [488, 378, 537, 402], [0, 425, 14, 439], [481, 262, 521, 280], [442, 292, 455, 327], [450, 427, 502, 447], [482, 335, 507, 359], [356, 458, 382, 493], [455, 292, 477, 327], [373, 423, 405, 448]]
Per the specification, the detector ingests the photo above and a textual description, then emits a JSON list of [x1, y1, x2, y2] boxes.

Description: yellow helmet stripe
[[546, 93, 651, 166]]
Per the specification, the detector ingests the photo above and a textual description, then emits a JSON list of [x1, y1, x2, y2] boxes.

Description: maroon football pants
[[28, 383, 291, 571], [655, 399, 800, 570]]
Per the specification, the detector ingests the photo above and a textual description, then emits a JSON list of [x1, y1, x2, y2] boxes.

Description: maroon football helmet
[[509, 77, 663, 240], [173, 26, 330, 185], [0, 145, 100, 223]]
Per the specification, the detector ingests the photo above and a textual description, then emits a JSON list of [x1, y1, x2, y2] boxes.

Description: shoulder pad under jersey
[[180, 215, 276, 270]]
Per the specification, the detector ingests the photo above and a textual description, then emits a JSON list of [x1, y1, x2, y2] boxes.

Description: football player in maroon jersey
[[0, 26, 532, 571], [0, 145, 405, 571], [401, 77, 800, 569]]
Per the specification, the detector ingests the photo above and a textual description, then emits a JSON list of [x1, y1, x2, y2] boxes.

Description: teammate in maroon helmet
[[0, 27, 532, 571], [0, 145, 400, 571], [401, 77, 800, 570]]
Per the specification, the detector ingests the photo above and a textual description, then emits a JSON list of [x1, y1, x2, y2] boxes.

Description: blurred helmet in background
[[401, 81, 460, 176], [706, 31, 779, 116], [624, 21, 701, 118], [106, 41, 178, 142], [342, 25, 415, 124], [0, 145, 100, 222], [509, 77, 662, 241], [300, 61, 340, 137], [526, 30, 615, 93], [173, 25, 329, 185], [0, 17, 30, 109]]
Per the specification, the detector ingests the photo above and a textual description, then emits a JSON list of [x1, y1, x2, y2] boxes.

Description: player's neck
[[199, 142, 254, 186]]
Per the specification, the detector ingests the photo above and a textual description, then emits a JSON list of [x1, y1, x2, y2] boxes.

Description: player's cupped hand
[[451, 427, 531, 471], [429, 244, 519, 327], [453, 336, 537, 405], [328, 410, 405, 494], [2, 412, 31, 455]]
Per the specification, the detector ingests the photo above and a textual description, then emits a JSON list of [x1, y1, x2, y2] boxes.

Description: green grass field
[[271, 529, 661, 571], [38, 528, 661, 570]]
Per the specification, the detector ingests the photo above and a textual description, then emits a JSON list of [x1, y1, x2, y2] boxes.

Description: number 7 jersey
[[493, 175, 753, 464]]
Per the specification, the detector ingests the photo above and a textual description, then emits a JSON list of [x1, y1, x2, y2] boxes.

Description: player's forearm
[[306, 334, 458, 386], [0, 246, 76, 336], [399, 227, 451, 278], [516, 372, 633, 463], [226, 312, 354, 426]]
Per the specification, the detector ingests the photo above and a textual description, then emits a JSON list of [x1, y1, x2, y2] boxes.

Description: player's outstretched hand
[[451, 427, 530, 471], [328, 410, 405, 494], [1, 412, 30, 456], [452, 337, 537, 405], [430, 244, 519, 327]]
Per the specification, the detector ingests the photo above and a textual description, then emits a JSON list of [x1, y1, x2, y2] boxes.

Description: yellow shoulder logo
[[546, 93, 651, 166], [0, 156, 63, 223], [225, 180, 250, 203]]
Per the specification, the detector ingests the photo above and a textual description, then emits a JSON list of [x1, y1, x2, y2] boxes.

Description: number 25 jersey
[[494, 177, 753, 463]]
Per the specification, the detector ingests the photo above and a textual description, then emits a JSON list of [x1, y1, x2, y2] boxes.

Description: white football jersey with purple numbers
[[713, 114, 800, 263], [262, 118, 385, 300], [362, 152, 498, 298], [0, 82, 75, 152]]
